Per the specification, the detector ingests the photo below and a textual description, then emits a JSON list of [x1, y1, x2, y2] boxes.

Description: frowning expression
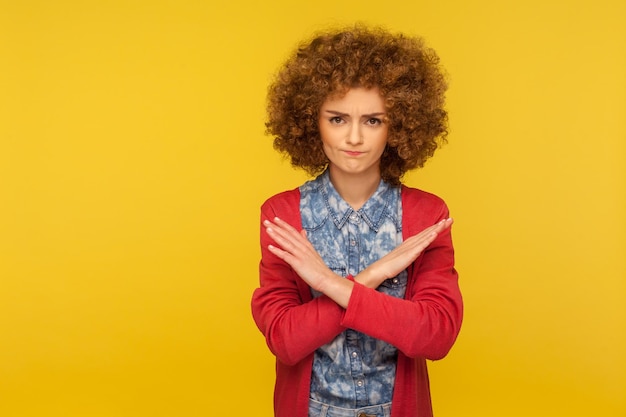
[[318, 87, 388, 180]]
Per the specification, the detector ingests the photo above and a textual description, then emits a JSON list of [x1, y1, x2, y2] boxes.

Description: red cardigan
[[251, 185, 463, 417]]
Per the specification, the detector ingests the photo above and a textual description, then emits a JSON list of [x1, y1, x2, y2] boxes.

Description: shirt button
[[350, 240, 356, 246], [392, 278, 399, 284], [357, 380, 364, 387], [349, 213, 360, 223], [351, 351, 358, 358]]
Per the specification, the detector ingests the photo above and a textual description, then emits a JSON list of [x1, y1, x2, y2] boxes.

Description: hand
[[356, 218, 454, 288], [263, 217, 337, 292]]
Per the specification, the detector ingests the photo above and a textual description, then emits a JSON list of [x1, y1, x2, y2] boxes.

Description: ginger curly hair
[[266, 25, 449, 185]]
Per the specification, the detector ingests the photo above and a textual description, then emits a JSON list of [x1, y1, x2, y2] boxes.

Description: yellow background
[[1, 0, 624, 416]]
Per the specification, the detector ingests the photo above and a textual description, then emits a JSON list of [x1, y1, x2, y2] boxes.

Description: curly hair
[[266, 25, 449, 185]]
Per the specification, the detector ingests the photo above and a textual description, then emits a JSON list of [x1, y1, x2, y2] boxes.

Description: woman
[[251, 26, 463, 417]]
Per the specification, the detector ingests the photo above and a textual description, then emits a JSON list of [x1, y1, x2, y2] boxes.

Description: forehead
[[321, 87, 385, 109]]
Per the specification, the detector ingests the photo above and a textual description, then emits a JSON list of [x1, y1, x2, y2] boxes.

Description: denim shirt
[[300, 170, 407, 408]]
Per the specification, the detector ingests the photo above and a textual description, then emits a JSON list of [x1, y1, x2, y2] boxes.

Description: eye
[[329, 116, 344, 124], [365, 117, 382, 126]]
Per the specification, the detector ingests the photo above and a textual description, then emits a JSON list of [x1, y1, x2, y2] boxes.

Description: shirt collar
[[318, 170, 398, 233]]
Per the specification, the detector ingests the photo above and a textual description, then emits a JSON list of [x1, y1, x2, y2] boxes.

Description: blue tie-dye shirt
[[300, 170, 408, 408]]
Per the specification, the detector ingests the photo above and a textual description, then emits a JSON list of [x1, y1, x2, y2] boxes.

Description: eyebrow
[[323, 110, 386, 118]]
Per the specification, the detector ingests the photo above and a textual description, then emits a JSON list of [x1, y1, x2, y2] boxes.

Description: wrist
[[315, 271, 354, 309], [355, 267, 378, 288], [314, 269, 343, 294]]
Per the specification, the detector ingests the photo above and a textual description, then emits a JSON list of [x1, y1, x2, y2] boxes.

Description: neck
[[327, 167, 381, 211]]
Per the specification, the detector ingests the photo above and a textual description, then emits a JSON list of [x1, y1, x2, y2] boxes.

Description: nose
[[346, 123, 363, 145]]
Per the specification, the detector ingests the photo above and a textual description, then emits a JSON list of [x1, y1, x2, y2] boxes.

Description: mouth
[[343, 150, 365, 156]]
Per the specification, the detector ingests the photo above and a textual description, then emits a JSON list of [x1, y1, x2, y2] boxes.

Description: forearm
[[253, 194, 353, 364], [341, 279, 462, 359], [315, 272, 354, 308], [252, 285, 346, 365], [353, 263, 387, 288]]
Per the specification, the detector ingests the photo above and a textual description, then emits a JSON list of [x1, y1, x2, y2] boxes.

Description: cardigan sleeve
[[340, 192, 463, 360], [251, 191, 346, 366]]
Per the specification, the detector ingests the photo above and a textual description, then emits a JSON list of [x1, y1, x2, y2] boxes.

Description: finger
[[264, 218, 306, 246], [265, 225, 300, 253], [408, 218, 453, 242], [409, 218, 454, 250], [267, 243, 304, 270], [435, 217, 453, 232], [428, 217, 452, 232], [397, 235, 436, 259], [265, 217, 315, 250], [267, 243, 288, 260], [265, 222, 314, 259], [403, 228, 437, 246], [399, 220, 451, 254], [272, 217, 302, 236], [264, 219, 298, 241], [421, 218, 453, 242]]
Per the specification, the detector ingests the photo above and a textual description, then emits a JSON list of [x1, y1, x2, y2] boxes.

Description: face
[[318, 87, 388, 181]]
